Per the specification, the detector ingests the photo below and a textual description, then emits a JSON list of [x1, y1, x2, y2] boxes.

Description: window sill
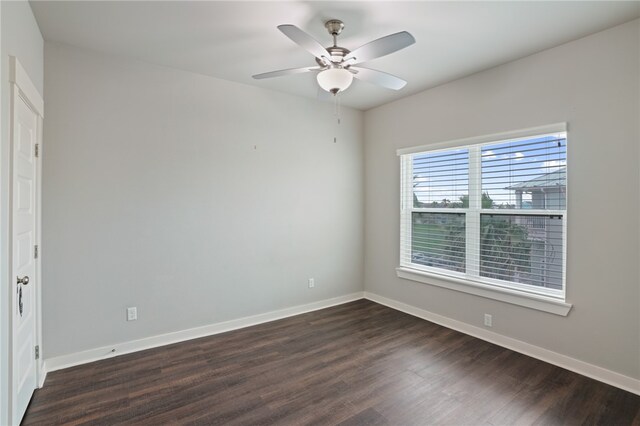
[[396, 267, 572, 316]]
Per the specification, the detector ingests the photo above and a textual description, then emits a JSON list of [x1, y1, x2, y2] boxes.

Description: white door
[[11, 88, 39, 425]]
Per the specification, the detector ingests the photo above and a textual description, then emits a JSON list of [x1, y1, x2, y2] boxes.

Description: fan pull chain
[[333, 93, 342, 143]]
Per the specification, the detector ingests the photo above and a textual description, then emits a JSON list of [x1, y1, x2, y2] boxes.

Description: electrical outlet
[[127, 307, 137, 321], [484, 313, 492, 327], [308, 278, 315, 288]]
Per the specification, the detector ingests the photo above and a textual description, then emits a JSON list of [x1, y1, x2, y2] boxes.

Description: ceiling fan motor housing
[[316, 46, 350, 66]]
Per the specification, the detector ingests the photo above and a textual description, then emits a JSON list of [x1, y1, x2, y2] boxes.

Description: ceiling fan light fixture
[[253, 21, 414, 95], [317, 68, 353, 94]]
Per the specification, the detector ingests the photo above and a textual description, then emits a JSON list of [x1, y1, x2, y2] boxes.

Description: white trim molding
[[396, 267, 572, 316], [7, 56, 44, 426], [42, 290, 638, 397], [396, 125, 570, 315], [38, 368, 46, 389], [44, 292, 364, 372], [364, 291, 640, 396], [9, 56, 44, 118], [396, 122, 566, 156]]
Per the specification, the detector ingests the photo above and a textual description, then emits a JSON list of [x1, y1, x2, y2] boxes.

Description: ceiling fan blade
[[350, 67, 407, 90], [343, 31, 415, 64], [278, 24, 331, 61], [252, 66, 321, 80]]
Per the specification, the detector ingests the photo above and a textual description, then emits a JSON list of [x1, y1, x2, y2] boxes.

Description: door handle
[[17, 276, 29, 286]]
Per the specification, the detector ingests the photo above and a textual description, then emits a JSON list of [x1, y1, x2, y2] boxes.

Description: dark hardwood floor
[[23, 300, 640, 425]]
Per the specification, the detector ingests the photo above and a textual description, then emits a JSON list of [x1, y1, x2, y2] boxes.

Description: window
[[399, 125, 568, 309]]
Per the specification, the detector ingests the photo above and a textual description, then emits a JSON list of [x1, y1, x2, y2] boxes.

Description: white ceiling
[[31, 1, 640, 110]]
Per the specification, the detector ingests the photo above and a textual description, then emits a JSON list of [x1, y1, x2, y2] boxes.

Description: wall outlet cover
[[484, 313, 492, 327], [127, 307, 137, 321]]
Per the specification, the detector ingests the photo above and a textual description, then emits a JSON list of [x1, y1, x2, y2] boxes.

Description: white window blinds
[[481, 136, 566, 209], [400, 129, 567, 299]]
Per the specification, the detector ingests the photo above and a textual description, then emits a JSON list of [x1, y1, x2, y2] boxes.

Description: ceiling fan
[[252, 20, 415, 95]]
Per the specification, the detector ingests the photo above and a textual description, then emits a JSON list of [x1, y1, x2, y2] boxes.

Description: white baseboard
[[44, 292, 364, 373], [43, 290, 639, 397], [38, 365, 47, 388], [364, 291, 640, 396]]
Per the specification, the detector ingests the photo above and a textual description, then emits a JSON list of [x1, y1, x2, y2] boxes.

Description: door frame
[[8, 56, 44, 424]]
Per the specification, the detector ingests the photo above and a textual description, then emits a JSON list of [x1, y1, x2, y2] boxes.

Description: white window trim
[[397, 123, 566, 156], [396, 266, 572, 316], [398, 123, 571, 316]]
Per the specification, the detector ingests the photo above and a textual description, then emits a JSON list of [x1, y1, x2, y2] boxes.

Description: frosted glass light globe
[[317, 68, 353, 94]]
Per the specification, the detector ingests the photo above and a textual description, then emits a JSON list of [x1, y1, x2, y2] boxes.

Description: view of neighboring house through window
[[400, 129, 567, 299]]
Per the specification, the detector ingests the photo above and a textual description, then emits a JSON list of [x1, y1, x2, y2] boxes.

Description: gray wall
[[42, 42, 364, 358], [0, 1, 43, 423], [40, 17, 640, 384], [364, 20, 640, 379]]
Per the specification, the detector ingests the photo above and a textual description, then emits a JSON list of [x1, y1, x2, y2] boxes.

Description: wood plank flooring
[[23, 300, 640, 425]]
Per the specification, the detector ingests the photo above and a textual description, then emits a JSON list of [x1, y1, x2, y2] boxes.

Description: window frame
[[397, 124, 571, 316]]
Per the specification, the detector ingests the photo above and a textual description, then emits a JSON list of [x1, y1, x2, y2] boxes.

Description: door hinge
[[34, 244, 39, 259], [35, 345, 40, 360], [35, 144, 39, 158]]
